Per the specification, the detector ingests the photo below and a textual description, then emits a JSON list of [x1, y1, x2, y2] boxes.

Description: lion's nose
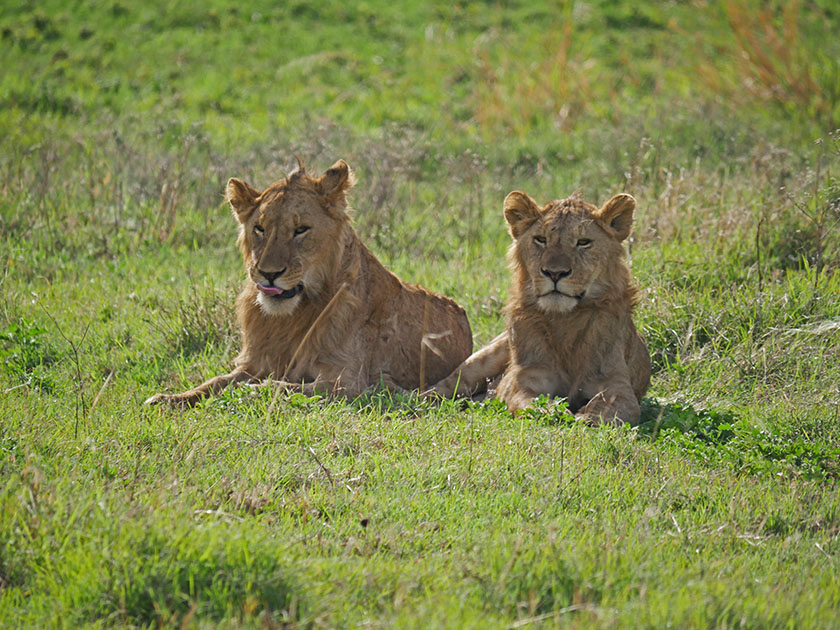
[[541, 268, 571, 283], [259, 268, 286, 284]]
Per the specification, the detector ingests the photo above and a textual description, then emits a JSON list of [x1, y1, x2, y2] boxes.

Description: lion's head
[[504, 190, 637, 314], [226, 160, 356, 317]]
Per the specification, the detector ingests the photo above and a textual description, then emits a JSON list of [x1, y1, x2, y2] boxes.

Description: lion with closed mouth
[[428, 190, 650, 425], [146, 160, 472, 407]]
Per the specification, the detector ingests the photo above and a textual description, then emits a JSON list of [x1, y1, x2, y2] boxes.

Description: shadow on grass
[[482, 394, 838, 481], [638, 397, 737, 444], [638, 397, 839, 480]]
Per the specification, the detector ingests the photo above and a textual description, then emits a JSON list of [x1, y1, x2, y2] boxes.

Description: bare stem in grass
[[36, 144, 60, 255], [157, 134, 195, 241], [559, 437, 565, 488], [0, 264, 10, 324], [812, 152, 824, 281], [128, 439, 142, 503], [38, 302, 92, 438], [755, 214, 765, 292], [507, 605, 600, 628], [90, 369, 114, 413], [650, 404, 667, 442], [466, 415, 476, 477], [307, 446, 334, 485]]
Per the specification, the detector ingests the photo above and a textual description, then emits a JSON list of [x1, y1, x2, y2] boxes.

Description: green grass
[[2, 0, 840, 627]]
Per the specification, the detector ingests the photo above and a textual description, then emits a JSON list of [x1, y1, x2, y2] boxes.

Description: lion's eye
[[577, 238, 592, 248], [294, 225, 310, 237], [533, 235, 547, 246], [253, 225, 265, 237]]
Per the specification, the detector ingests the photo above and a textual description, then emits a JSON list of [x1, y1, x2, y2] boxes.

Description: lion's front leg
[[576, 383, 640, 426], [259, 368, 369, 399], [145, 369, 256, 408], [258, 379, 339, 397], [497, 363, 562, 414], [428, 331, 510, 398], [251, 379, 314, 396]]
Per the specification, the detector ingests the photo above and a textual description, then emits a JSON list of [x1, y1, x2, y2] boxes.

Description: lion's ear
[[597, 193, 635, 241], [317, 160, 356, 206], [504, 191, 542, 239], [226, 178, 260, 224]]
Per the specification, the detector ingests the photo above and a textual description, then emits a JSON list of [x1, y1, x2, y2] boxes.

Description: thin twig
[[38, 302, 91, 437], [507, 604, 598, 628], [3, 382, 31, 394], [90, 370, 114, 413], [815, 542, 832, 559], [755, 214, 764, 292], [307, 446, 334, 484]]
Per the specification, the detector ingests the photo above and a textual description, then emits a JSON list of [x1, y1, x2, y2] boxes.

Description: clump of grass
[[144, 284, 237, 357], [0, 118, 240, 264], [0, 473, 303, 627], [0, 317, 58, 392], [341, 124, 433, 254], [748, 132, 840, 275], [639, 399, 737, 444], [92, 524, 300, 626]]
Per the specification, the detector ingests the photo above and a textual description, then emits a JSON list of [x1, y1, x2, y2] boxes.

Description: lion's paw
[[144, 392, 195, 407]]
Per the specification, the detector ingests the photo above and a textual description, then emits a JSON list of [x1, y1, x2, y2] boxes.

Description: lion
[[145, 160, 472, 407], [428, 190, 650, 425]]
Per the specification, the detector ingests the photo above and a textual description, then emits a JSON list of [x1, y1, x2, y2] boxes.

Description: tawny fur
[[146, 160, 472, 407], [429, 190, 650, 425]]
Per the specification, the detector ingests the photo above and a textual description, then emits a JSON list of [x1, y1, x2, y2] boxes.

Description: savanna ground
[[2, 0, 840, 627]]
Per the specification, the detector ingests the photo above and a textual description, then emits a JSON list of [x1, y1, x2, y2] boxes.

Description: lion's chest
[[239, 333, 295, 377], [515, 310, 626, 409]]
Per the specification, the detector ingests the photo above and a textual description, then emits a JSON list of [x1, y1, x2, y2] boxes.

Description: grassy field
[[2, 0, 840, 627]]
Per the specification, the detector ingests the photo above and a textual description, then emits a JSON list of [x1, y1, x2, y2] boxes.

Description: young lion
[[146, 160, 472, 407], [429, 190, 650, 425]]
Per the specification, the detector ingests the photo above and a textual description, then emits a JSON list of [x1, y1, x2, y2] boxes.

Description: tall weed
[[688, 0, 840, 128]]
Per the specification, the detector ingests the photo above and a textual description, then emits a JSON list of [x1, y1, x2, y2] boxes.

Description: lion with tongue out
[[145, 160, 472, 407]]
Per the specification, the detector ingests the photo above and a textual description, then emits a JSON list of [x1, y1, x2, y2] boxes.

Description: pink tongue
[[257, 284, 284, 296]]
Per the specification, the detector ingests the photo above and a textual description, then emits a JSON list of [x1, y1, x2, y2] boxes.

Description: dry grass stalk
[[156, 137, 195, 241], [263, 282, 350, 419], [419, 293, 430, 393], [90, 369, 115, 413], [282, 282, 349, 383], [473, 22, 593, 136], [689, 0, 836, 126]]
